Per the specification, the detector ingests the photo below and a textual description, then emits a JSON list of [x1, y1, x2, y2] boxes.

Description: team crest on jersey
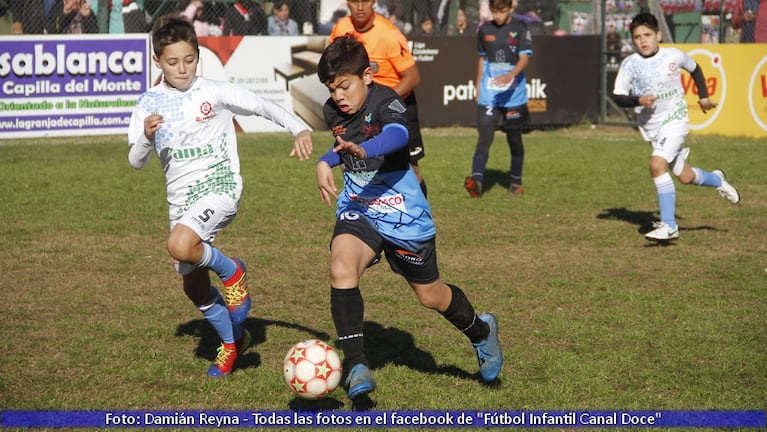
[[668, 62, 679, 74], [196, 101, 214, 122], [387, 99, 407, 114], [200, 101, 212, 115]]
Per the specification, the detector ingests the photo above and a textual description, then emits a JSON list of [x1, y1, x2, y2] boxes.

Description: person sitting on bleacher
[[268, 0, 299, 34]]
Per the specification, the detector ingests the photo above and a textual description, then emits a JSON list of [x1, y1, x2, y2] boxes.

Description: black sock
[[507, 128, 524, 185], [440, 284, 489, 344], [330, 287, 367, 367]]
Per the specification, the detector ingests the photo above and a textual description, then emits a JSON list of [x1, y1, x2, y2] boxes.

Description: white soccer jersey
[[128, 77, 309, 221], [613, 47, 697, 141]]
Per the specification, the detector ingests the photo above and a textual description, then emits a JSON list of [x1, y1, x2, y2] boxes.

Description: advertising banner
[[408, 35, 601, 128], [191, 35, 313, 133], [2, 34, 764, 139], [678, 44, 767, 138], [0, 35, 149, 138]]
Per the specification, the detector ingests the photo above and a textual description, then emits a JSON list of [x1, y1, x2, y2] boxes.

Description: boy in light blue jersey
[[315, 36, 504, 403], [465, 0, 533, 198]]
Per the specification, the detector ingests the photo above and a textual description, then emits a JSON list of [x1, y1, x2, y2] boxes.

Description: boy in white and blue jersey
[[613, 12, 740, 241], [315, 36, 503, 403], [465, 0, 533, 198], [128, 15, 313, 376]]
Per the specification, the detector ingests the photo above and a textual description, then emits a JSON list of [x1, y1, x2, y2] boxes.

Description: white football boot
[[712, 170, 740, 204], [645, 222, 679, 241]]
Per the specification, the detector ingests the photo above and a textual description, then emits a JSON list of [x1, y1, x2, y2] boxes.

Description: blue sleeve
[[318, 148, 342, 167], [359, 124, 409, 159]]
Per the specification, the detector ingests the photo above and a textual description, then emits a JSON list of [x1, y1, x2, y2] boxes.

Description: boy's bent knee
[[167, 227, 202, 263], [413, 281, 451, 311]]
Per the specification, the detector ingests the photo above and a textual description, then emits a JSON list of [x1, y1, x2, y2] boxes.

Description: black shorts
[[404, 92, 425, 164], [477, 104, 530, 131], [332, 211, 439, 284]]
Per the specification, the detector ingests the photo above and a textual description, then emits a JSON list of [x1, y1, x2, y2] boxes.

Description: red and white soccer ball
[[283, 339, 342, 399]]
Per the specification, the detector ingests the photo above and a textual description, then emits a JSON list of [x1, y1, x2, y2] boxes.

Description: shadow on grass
[[175, 317, 332, 372], [478, 169, 511, 195], [175, 317, 498, 409], [361, 321, 478, 382], [596, 207, 721, 246], [288, 396, 346, 411], [596, 207, 657, 232]]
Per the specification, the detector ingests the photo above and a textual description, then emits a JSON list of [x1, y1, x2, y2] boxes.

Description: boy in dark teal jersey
[[465, 0, 533, 197], [316, 36, 504, 402]]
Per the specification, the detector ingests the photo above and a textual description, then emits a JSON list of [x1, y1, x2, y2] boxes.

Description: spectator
[[434, 0, 452, 31], [412, 14, 439, 35], [454, 7, 478, 35], [10, 0, 58, 33], [732, 0, 767, 42], [109, 0, 150, 33], [516, 0, 559, 34], [411, 0, 433, 26], [268, 0, 299, 35], [288, 0, 314, 33], [387, 0, 413, 34], [179, 0, 223, 36], [53, 0, 98, 33], [222, 0, 268, 35]]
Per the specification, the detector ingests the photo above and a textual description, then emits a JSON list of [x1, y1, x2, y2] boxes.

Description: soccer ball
[[283, 339, 342, 399]]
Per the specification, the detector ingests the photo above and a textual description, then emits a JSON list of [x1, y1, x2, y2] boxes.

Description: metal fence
[[0, 0, 484, 36], [0, 0, 748, 127]]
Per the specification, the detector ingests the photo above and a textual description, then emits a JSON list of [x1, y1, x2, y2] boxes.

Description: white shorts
[[170, 194, 239, 244], [649, 130, 689, 176], [650, 131, 685, 162]]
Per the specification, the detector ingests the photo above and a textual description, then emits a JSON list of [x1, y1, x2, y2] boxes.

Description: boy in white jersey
[[316, 37, 503, 405], [612, 12, 740, 241], [127, 15, 313, 376]]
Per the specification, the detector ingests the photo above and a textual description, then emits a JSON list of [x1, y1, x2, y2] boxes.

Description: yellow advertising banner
[[675, 44, 767, 137]]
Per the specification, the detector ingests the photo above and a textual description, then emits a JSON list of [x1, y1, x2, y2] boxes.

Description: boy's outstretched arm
[[316, 161, 338, 206], [333, 135, 367, 160], [332, 124, 409, 160]]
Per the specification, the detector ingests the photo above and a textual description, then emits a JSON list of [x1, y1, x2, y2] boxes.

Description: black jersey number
[[199, 208, 215, 222]]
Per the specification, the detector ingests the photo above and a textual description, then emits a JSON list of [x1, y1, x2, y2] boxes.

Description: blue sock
[[198, 289, 237, 344], [197, 243, 237, 282], [692, 168, 722, 187], [654, 173, 677, 229]]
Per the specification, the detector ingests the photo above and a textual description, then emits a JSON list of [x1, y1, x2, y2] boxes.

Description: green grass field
[[1, 126, 765, 430]]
